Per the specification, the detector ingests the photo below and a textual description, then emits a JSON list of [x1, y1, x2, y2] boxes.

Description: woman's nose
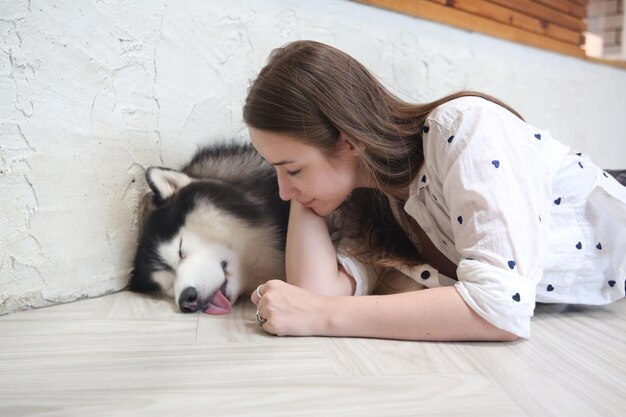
[[277, 172, 297, 201]]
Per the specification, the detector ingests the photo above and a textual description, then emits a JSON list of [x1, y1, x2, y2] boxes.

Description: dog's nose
[[179, 287, 199, 313]]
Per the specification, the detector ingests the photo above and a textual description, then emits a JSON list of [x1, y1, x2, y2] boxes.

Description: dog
[[129, 142, 290, 314]]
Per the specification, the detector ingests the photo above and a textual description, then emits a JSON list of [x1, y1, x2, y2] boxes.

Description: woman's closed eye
[[287, 169, 301, 177]]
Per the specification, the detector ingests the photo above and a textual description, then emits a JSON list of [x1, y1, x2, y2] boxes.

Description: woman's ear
[[338, 132, 364, 154]]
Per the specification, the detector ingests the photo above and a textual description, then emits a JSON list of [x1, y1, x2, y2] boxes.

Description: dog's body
[[130, 143, 290, 314]]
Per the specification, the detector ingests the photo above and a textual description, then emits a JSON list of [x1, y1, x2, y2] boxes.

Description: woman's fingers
[[251, 283, 266, 305], [251, 280, 288, 334], [251, 280, 326, 337]]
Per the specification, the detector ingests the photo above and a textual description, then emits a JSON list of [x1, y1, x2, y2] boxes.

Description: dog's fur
[[129, 143, 290, 314]]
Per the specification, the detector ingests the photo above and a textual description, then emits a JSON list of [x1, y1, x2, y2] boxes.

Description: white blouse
[[336, 96, 626, 338]]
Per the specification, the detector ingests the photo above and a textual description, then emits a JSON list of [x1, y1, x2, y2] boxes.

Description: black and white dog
[[129, 143, 289, 314]]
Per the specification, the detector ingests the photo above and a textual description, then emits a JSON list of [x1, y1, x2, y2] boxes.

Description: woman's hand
[[251, 280, 332, 336]]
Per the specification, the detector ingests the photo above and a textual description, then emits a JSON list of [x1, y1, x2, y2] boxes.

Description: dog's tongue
[[203, 290, 232, 315]]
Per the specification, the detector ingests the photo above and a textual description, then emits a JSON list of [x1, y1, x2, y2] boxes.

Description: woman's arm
[[253, 280, 519, 342], [284, 201, 355, 296], [326, 285, 519, 341], [262, 202, 518, 342]]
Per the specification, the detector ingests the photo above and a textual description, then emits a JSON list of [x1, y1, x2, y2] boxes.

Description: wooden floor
[[0, 291, 624, 417]]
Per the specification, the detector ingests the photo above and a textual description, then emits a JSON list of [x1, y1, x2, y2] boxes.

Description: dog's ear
[[146, 167, 192, 204]]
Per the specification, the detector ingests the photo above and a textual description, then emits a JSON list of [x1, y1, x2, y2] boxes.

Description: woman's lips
[[299, 199, 315, 208]]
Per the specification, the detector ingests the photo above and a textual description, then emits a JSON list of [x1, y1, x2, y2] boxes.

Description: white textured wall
[[1, 0, 625, 315]]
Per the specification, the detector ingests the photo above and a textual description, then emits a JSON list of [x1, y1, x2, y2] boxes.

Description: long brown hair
[[243, 40, 522, 268]]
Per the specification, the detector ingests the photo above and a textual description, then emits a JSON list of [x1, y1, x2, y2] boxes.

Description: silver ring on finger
[[256, 310, 267, 325]]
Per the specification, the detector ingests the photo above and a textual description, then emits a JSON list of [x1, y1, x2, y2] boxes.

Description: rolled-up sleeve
[[328, 213, 381, 296], [429, 105, 553, 338], [335, 238, 380, 296]]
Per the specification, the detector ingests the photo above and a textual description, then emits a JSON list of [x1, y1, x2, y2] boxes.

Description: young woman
[[244, 40, 626, 342]]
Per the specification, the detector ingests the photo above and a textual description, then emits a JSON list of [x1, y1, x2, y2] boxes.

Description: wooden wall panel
[[355, 0, 587, 57]]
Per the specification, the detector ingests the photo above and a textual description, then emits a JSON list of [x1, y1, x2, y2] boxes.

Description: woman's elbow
[[480, 318, 521, 342], [499, 331, 520, 342], [489, 325, 521, 342], [286, 268, 355, 297]]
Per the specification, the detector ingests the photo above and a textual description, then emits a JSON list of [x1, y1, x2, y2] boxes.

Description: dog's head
[[130, 167, 245, 314]]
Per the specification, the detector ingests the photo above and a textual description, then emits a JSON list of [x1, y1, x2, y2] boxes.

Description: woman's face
[[249, 128, 366, 216]]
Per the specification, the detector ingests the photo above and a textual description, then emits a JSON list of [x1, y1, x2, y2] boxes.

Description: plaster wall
[[1, 0, 625, 314]]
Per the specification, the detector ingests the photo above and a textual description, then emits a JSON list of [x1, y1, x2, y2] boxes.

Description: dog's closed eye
[[179, 239, 185, 259]]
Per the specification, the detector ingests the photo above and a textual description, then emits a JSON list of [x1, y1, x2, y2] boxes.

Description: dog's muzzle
[[178, 282, 232, 315]]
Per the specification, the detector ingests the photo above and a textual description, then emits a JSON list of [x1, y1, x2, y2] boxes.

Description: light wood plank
[[320, 337, 476, 376], [0, 292, 624, 416], [0, 373, 527, 417], [459, 302, 626, 417], [0, 296, 105, 321]]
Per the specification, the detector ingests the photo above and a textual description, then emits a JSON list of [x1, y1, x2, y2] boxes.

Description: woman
[[243, 40, 626, 342]]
